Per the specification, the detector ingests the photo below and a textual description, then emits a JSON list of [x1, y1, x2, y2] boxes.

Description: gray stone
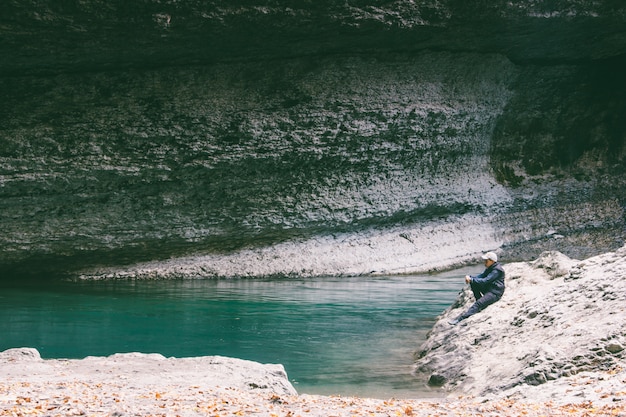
[[427, 374, 447, 387], [414, 246, 626, 402], [0, 348, 42, 362], [606, 344, 624, 354], [0, 349, 297, 396]]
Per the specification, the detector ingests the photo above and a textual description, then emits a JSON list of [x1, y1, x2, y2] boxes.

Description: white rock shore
[[415, 245, 626, 406], [2, 247, 626, 416], [2, 348, 624, 417]]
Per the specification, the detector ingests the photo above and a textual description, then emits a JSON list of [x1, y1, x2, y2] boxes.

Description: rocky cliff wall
[[1, 1, 624, 278], [3, 0, 625, 75]]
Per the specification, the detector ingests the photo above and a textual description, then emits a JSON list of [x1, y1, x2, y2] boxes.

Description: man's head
[[481, 251, 498, 267]]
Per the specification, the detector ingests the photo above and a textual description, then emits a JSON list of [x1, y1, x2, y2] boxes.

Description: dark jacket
[[470, 262, 505, 296]]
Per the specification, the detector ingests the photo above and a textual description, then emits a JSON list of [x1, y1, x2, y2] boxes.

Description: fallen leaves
[[1, 381, 626, 417]]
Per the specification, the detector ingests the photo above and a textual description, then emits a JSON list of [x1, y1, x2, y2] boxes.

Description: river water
[[0, 268, 471, 399]]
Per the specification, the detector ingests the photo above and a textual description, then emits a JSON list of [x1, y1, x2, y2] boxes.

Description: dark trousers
[[459, 281, 503, 320]]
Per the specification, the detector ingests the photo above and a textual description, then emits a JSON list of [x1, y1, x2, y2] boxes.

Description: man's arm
[[470, 268, 502, 285]]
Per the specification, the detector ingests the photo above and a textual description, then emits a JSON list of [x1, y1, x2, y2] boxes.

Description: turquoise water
[[0, 269, 469, 399]]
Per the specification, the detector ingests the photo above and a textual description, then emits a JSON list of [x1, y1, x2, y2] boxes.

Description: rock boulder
[[414, 245, 626, 402], [0, 349, 297, 397]]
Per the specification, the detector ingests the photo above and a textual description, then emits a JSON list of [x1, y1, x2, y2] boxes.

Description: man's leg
[[454, 291, 501, 323], [470, 280, 485, 300]]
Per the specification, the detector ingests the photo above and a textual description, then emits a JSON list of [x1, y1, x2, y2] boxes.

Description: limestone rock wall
[[0, 1, 624, 278]]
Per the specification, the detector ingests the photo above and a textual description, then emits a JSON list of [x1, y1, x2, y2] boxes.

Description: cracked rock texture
[[414, 245, 626, 402]]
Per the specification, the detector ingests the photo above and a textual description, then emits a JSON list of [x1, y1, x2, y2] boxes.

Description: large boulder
[[414, 246, 626, 402], [0, 349, 297, 396]]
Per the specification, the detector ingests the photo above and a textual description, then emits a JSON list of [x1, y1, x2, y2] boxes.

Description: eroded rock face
[[2, 0, 625, 76], [0, 1, 624, 278], [414, 246, 626, 401]]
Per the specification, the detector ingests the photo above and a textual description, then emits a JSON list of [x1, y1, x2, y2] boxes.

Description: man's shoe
[[448, 318, 461, 325]]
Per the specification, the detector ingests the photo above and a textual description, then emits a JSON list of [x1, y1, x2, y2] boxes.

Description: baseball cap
[[481, 252, 498, 262]]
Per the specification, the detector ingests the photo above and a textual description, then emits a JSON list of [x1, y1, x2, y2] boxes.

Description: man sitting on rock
[[449, 252, 505, 325]]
